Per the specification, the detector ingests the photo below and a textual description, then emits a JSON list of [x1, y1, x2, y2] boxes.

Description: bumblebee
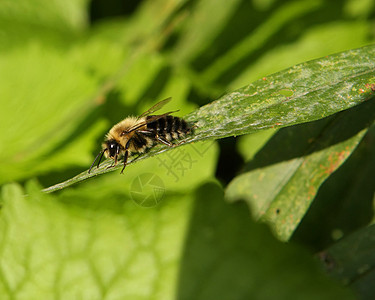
[[89, 98, 193, 174]]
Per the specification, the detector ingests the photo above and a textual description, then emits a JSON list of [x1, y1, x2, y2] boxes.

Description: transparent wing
[[137, 97, 172, 119], [122, 111, 178, 135]]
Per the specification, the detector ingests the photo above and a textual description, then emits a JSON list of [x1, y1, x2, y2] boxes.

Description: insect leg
[[120, 150, 129, 174], [120, 140, 132, 174], [139, 129, 173, 147], [175, 139, 187, 146], [156, 135, 173, 147]]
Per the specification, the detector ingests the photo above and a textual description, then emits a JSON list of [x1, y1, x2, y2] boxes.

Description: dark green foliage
[[0, 0, 374, 299]]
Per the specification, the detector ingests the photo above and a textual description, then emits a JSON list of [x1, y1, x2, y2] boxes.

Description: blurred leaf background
[[0, 0, 374, 299]]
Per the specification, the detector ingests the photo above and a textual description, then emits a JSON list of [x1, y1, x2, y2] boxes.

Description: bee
[[89, 98, 193, 174]]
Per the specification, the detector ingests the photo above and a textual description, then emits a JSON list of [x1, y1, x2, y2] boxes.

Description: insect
[[89, 98, 193, 174]]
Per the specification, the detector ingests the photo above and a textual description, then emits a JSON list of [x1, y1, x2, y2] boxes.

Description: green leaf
[[44, 45, 375, 192], [200, 0, 322, 83], [173, 0, 243, 63], [188, 45, 375, 141], [57, 140, 218, 210], [292, 125, 375, 250], [0, 0, 89, 49], [0, 0, 197, 187], [0, 181, 194, 299], [177, 183, 353, 300], [318, 224, 375, 299], [0, 43, 100, 182], [0, 18, 170, 184], [1, 1, 374, 299], [0, 181, 353, 299], [225, 100, 375, 240], [230, 20, 374, 89]]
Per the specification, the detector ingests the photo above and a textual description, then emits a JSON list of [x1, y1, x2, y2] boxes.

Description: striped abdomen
[[146, 115, 191, 141]]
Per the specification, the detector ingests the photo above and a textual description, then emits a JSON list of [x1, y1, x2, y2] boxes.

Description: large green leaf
[[188, 45, 375, 141], [225, 100, 375, 240], [44, 45, 375, 192], [177, 183, 353, 299], [0, 1, 374, 299], [0, 181, 353, 299], [0, 181, 194, 299], [0, 44, 99, 181], [292, 125, 375, 250]]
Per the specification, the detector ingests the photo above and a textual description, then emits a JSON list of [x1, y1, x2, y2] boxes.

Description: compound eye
[[107, 141, 119, 158]]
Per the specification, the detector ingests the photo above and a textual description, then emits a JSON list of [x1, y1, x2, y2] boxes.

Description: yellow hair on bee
[[89, 98, 193, 174], [106, 117, 141, 140]]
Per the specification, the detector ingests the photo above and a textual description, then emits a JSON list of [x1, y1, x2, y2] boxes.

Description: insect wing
[[137, 97, 172, 119], [123, 111, 178, 134]]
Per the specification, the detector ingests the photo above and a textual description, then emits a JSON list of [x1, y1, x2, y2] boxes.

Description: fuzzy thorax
[[102, 117, 147, 157]]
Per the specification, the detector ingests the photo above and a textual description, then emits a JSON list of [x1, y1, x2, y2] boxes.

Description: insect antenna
[[88, 148, 107, 174]]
